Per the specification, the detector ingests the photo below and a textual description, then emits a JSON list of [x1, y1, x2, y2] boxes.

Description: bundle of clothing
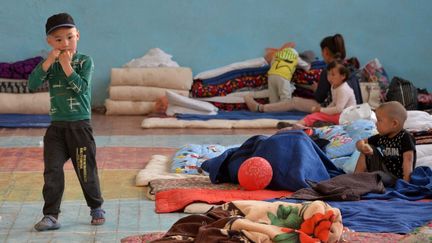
[[0, 56, 47, 93]]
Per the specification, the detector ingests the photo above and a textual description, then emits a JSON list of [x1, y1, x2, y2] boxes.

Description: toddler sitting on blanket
[[281, 59, 356, 129], [354, 101, 416, 186]]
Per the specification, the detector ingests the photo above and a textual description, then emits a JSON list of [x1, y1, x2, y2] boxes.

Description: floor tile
[[0, 114, 270, 242]]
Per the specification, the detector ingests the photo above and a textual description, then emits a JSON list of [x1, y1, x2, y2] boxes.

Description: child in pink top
[[292, 60, 356, 129]]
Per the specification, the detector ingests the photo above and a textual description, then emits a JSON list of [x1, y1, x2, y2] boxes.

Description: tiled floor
[[0, 113, 276, 242]]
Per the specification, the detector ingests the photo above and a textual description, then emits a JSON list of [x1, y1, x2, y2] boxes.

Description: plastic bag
[[339, 103, 376, 125]]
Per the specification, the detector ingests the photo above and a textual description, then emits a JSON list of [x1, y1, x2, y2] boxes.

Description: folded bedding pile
[[0, 56, 49, 114], [105, 67, 193, 115], [190, 57, 325, 111], [191, 58, 270, 111]]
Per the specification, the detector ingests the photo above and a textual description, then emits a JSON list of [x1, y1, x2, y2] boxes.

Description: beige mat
[[141, 117, 298, 128]]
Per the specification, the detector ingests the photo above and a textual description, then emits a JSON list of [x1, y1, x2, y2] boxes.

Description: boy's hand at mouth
[[59, 50, 73, 65], [58, 50, 74, 76]]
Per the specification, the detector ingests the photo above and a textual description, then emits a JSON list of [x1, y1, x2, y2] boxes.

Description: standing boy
[[29, 13, 105, 231]]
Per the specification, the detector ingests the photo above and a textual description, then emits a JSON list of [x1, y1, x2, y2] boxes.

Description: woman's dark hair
[[320, 34, 346, 59], [327, 59, 350, 81]]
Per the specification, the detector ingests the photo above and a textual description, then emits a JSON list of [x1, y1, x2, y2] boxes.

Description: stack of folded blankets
[[0, 56, 50, 114], [190, 57, 325, 111], [190, 58, 270, 111], [105, 67, 193, 115]]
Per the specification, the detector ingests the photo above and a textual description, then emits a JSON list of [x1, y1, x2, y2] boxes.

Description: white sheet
[[166, 90, 218, 113], [123, 48, 180, 68], [109, 86, 189, 101], [166, 105, 217, 116], [194, 57, 268, 80], [197, 89, 269, 103]]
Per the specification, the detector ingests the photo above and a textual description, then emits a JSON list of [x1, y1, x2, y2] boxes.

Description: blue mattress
[[0, 114, 51, 128], [176, 110, 307, 121]]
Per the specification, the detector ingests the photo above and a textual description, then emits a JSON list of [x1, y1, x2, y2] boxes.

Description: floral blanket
[[152, 200, 343, 243], [121, 222, 432, 243]]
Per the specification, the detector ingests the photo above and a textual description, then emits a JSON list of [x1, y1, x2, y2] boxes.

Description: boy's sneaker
[[34, 215, 61, 231], [90, 208, 106, 225]]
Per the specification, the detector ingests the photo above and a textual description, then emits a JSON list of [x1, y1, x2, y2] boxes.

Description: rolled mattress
[[110, 67, 193, 90], [105, 99, 154, 115], [0, 92, 50, 114]]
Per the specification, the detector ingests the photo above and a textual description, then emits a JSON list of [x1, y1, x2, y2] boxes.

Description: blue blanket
[[273, 198, 432, 233], [363, 166, 432, 200], [201, 130, 344, 191], [177, 110, 308, 121], [0, 114, 50, 128], [200, 66, 270, 86]]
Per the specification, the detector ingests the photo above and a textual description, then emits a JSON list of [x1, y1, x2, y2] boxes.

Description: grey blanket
[[290, 172, 385, 201]]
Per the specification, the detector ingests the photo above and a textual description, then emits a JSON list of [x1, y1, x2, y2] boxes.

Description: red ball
[[238, 156, 273, 190]]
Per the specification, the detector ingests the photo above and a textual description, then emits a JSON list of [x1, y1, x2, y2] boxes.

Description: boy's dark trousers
[[365, 146, 398, 187], [42, 120, 103, 216]]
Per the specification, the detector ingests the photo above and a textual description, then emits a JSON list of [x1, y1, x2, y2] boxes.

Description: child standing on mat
[[354, 101, 416, 186], [286, 59, 356, 129], [29, 12, 105, 231]]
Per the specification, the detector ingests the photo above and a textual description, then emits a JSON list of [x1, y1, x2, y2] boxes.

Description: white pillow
[[404, 110, 432, 131], [165, 90, 218, 113], [415, 144, 432, 168], [194, 57, 268, 80]]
